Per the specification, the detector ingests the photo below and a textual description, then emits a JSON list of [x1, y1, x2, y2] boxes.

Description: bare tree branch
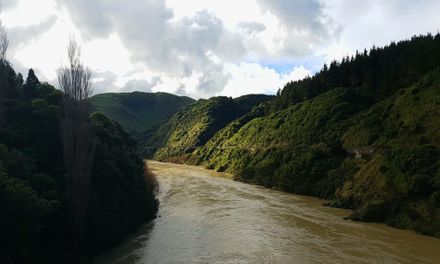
[[58, 37, 95, 264], [0, 21, 8, 62], [0, 19, 8, 126]]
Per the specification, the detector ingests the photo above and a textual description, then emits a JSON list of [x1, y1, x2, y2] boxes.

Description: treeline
[[0, 40, 158, 262], [273, 33, 440, 110]]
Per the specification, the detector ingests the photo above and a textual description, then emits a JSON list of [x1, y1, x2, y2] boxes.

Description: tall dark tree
[[58, 38, 95, 264], [0, 20, 8, 126], [0, 20, 7, 62], [23, 69, 40, 99]]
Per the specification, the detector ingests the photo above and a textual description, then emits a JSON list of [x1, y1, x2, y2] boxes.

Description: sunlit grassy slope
[[152, 94, 273, 160]]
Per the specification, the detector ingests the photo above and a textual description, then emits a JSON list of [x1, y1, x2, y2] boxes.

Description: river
[[95, 161, 440, 264]]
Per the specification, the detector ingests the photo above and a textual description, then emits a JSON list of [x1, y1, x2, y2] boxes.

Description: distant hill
[[89, 92, 195, 139], [150, 94, 273, 160]]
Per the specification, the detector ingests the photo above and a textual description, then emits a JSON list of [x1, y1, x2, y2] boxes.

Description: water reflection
[[95, 222, 155, 263]]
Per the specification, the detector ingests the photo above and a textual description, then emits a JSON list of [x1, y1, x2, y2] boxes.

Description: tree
[[58, 38, 95, 264], [23, 69, 40, 99], [0, 20, 7, 62], [0, 20, 8, 126]]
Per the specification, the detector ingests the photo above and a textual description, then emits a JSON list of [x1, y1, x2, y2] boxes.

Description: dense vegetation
[[152, 34, 440, 237], [152, 94, 273, 160], [272, 34, 440, 110], [90, 92, 194, 141], [0, 61, 158, 263]]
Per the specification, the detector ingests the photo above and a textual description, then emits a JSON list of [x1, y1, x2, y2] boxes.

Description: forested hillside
[[0, 61, 158, 262], [272, 34, 440, 110], [152, 34, 440, 237], [90, 92, 194, 140]]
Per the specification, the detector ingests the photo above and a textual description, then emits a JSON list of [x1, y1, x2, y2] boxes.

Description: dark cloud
[[8, 16, 57, 50], [256, 0, 326, 32], [256, 0, 340, 56], [6, 16, 57, 79], [174, 84, 187, 96], [195, 63, 229, 97]]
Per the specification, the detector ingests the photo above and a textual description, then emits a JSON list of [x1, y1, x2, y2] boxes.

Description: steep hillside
[[333, 70, 440, 236], [90, 92, 194, 139], [151, 94, 273, 160], [194, 88, 372, 194], [191, 70, 440, 237]]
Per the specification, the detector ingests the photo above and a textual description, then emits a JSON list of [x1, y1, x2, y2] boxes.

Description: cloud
[[56, 0, 250, 97], [221, 63, 310, 97], [238, 21, 266, 36], [1, 0, 19, 11], [55, 0, 332, 98], [195, 63, 229, 97], [12, 0, 438, 98], [92, 71, 162, 95], [120, 78, 160, 93], [174, 84, 190, 97], [321, 0, 440, 62], [5, 15, 57, 77], [256, 0, 328, 34], [91, 71, 118, 95], [255, 0, 340, 57], [8, 16, 57, 50]]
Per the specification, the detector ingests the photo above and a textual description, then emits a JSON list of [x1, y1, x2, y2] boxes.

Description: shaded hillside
[[90, 92, 194, 139], [0, 62, 158, 263], [151, 94, 273, 160], [334, 71, 440, 235]]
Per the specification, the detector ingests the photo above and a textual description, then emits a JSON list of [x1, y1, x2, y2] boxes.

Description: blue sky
[[1, 0, 439, 98], [261, 56, 326, 75]]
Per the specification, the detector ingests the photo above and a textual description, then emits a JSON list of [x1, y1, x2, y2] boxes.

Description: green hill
[[151, 94, 273, 160], [89, 92, 194, 139]]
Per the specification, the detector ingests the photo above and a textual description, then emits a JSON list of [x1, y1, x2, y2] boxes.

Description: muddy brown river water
[[95, 161, 440, 264]]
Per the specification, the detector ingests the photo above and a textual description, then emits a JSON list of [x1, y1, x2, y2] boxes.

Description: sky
[[1, 0, 439, 99]]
